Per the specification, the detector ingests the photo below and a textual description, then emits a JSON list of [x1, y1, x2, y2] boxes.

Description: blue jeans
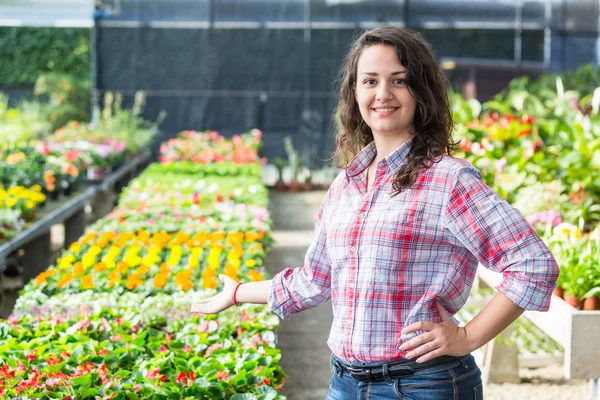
[[327, 353, 483, 400]]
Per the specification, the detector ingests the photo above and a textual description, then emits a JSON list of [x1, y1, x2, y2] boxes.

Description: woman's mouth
[[372, 107, 399, 116]]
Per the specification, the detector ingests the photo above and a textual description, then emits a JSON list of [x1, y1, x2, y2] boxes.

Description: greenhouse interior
[[1, 0, 600, 399]]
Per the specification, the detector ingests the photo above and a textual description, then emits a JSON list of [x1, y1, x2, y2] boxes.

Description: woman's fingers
[[398, 331, 435, 351], [405, 338, 440, 359]]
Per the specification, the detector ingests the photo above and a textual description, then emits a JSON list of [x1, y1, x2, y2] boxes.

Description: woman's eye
[[394, 78, 406, 85], [364, 79, 376, 85]]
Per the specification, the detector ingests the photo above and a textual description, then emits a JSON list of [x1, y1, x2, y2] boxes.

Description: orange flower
[[81, 275, 95, 289], [94, 262, 107, 272], [224, 264, 239, 282], [57, 273, 73, 288], [107, 271, 121, 288], [202, 267, 218, 290], [248, 270, 264, 282], [126, 273, 143, 290], [73, 262, 84, 276], [153, 272, 168, 289], [35, 272, 48, 286]]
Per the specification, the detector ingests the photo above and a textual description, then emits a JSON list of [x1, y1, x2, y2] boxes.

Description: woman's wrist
[[234, 280, 272, 305]]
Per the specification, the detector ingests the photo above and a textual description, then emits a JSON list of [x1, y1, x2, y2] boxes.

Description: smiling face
[[355, 44, 416, 141]]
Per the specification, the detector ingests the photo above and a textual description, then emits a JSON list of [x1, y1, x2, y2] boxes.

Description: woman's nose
[[376, 83, 392, 101]]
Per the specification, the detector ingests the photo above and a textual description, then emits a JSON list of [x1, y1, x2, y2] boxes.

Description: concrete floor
[[263, 190, 333, 400], [263, 190, 590, 400]]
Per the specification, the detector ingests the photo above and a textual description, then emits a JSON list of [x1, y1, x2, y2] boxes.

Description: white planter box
[[478, 267, 600, 380]]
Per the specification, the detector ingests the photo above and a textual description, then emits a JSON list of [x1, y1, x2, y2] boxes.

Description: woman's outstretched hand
[[398, 301, 472, 363], [190, 275, 240, 315]]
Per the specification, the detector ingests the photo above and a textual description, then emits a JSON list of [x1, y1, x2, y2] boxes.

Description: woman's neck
[[371, 133, 414, 164]]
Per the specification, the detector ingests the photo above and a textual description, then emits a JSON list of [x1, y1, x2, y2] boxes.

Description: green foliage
[[0, 27, 90, 86]]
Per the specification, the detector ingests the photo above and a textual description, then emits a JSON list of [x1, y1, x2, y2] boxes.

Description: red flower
[[97, 349, 108, 356], [190, 371, 196, 381], [263, 378, 271, 385], [176, 371, 188, 384], [183, 344, 192, 353], [26, 350, 37, 360], [47, 355, 60, 366], [217, 370, 230, 381], [159, 374, 167, 382]]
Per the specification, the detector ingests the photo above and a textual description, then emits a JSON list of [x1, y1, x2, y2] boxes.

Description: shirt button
[[349, 282, 355, 288], [350, 246, 357, 253], [347, 318, 352, 325], [358, 213, 365, 219]]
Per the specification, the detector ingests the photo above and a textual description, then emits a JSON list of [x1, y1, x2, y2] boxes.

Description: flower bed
[[0, 130, 286, 399]]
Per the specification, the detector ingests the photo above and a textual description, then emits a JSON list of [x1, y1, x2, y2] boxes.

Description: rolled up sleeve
[[267, 196, 332, 320], [443, 165, 559, 311]]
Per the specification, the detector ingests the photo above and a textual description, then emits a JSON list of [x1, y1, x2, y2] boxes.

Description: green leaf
[[81, 388, 100, 398], [71, 374, 92, 388]]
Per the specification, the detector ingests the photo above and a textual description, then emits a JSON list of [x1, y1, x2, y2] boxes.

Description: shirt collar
[[345, 135, 415, 179]]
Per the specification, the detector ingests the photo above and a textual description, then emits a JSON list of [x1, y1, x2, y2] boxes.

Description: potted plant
[[273, 157, 287, 192]]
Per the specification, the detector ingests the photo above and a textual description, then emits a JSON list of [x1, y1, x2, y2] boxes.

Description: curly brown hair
[[333, 26, 458, 196]]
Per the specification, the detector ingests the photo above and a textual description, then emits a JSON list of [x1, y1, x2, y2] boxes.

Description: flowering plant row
[[117, 174, 269, 209], [159, 129, 265, 165], [29, 229, 268, 296], [1, 291, 285, 399]]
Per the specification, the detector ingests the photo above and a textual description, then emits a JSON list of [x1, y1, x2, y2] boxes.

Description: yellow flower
[[69, 242, 82, 254], [25, 200, 34, 209], [81, 275, 95, 289], [245, 259, 257, 268], [81, 253, 97, 269], [5, 198, 16, 207]]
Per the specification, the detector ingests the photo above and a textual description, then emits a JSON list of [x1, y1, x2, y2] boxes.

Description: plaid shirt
[[267, 137, 559, 364]]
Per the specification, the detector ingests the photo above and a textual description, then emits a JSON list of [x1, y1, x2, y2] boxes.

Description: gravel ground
[[486, 364, 589, 400]]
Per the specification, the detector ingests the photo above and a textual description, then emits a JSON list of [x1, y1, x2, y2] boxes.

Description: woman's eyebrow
[[359, 70, 407, 76]]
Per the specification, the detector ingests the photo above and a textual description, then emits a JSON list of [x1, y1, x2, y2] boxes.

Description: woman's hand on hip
[[398, 301, 472, 363]]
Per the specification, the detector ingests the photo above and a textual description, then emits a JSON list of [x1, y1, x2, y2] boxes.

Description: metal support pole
[[514, 0, 523, 72], [544, 0, 553, 72]]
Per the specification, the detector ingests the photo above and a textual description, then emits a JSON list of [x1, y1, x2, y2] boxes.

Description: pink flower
[[147, 367, 161, 380], [217, 370, 230, 380], [198, 320, 210, 332], [204, 343, 222, 357], [159, 345, 168, 352], [526, 211, 562, 228]]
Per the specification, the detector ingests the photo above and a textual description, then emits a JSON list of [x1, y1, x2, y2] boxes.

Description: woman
[[191, 26, 559, 399]]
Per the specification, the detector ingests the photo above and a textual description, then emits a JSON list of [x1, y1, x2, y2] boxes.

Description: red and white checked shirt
[[267, 136, 559, 364]]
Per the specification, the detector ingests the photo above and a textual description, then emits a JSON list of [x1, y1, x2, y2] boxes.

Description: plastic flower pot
[[583, 296, 600, 311], [87, 166, 111, 181], [564, 293, 582, 309], [553, 286, 564, 299]]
